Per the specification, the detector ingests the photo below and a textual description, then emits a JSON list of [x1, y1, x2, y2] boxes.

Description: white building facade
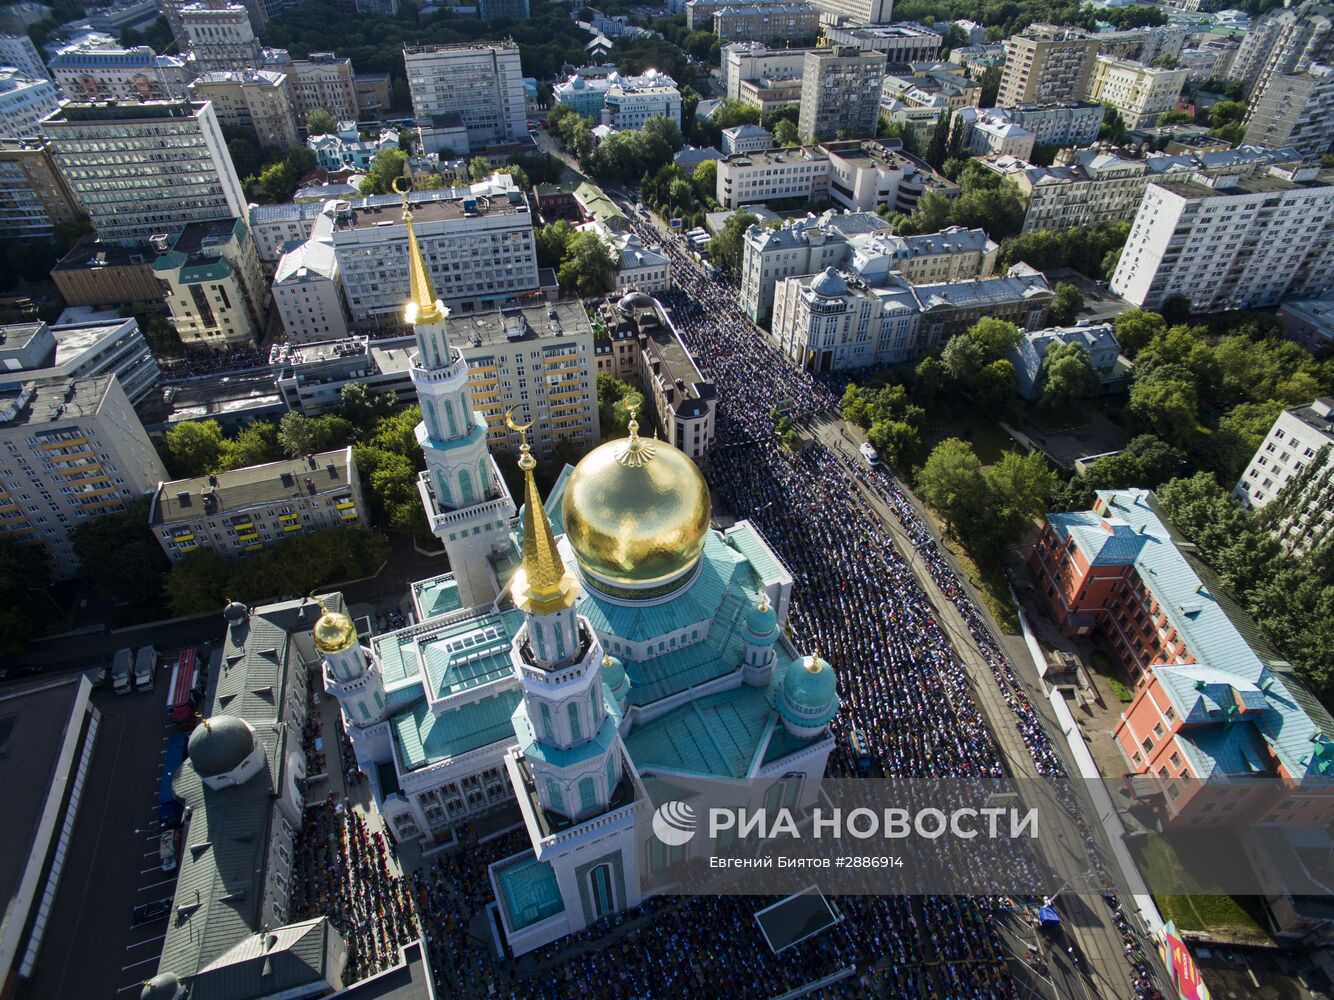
[[404, 42, 527, 150], [1233, 398, 1334, 556]]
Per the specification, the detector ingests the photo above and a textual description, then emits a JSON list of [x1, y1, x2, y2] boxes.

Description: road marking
[[118, 983, 149, 994], [142, 850, 158, 858], [138, 866, 161, 875], [125, 933, 166, 949], [138, 878, 176, 892], [121, 956, 158, 972]]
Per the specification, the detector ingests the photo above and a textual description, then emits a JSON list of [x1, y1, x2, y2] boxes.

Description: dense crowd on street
[[287, 217, 1163, 998], [161, 344, 265, 378]]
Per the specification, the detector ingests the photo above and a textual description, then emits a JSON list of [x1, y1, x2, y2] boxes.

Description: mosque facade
[[314, 196, 840, 956]]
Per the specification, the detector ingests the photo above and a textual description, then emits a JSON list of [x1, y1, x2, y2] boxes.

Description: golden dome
[[313, 608, 357, 654], [562, 411, 711, 588]]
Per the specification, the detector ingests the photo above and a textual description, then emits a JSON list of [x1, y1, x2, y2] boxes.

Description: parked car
[[132, 898, 172, 924], [859, 441, 879, 466]]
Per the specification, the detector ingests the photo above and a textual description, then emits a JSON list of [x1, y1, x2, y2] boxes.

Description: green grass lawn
[[1023, 404, 1090, 434], [928, 413, 1019, 466], [1089, 651, 1134, 702], [1135, 839, 1271, 944]]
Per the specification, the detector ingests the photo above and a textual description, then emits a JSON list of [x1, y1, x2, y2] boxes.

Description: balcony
[[411, 350, 469, 385]]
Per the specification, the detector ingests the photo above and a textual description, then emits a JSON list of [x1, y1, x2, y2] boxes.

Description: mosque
[[312, 193, 840, 956]]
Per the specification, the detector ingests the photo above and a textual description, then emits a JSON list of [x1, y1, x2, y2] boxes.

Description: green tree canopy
[[164, 419, 225, 478], [359, 148, 409, 195], [915, 438, 987, 536], [710, 210, 759, 273], [1049, 281, 1085, 325], [1038, 342, 1100, 411], [305, 109, 337, 135]]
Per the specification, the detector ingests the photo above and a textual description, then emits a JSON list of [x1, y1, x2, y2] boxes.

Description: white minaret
[[399, 181, 516, 609], [506, 419, 625, 823], [313, 601, 390, 766]]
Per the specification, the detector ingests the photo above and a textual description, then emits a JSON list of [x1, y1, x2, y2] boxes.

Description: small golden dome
[[562, 410, 711, 588], [313, 609, 357, 654]]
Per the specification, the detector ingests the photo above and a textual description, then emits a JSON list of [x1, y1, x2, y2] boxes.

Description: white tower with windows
[[400, 182, 516, 609]]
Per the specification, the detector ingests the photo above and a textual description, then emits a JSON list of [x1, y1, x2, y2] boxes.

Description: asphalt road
[[24, 657, 185, 1000]]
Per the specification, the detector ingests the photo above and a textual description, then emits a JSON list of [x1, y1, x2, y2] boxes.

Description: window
[[567, 701, 582, 741], [578, 776, 597, 812], [545, 778, 564, 812], [540, 702, 553, 741], [1153, 723, 1164, 738], [1142, 736, 1153, 753]]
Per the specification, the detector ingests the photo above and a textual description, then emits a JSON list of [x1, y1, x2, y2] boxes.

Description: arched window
[[578, 776, 597, 812], [435, 469, 452, 507], [477, 456, 489, 494], [589, 687, 600, 725], [589, 863, 614, 919], [539, 702, 553, 742], [422, 401, 439, 440], [443, 398, 458, 437], [459, 468, 475, 504], [605, 753, 616, 793], [567, 700, 582, 741], [545, 778, 564, 813]]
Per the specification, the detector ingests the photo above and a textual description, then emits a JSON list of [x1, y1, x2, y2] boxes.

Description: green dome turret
[[779, 652, 838, 733], [745, 593, 778, 643]]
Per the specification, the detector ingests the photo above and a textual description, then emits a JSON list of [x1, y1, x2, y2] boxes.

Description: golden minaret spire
[[507, 410, 580, 615], [394, 177, 445, 326]]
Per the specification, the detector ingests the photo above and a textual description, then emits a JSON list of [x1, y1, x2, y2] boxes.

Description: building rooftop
[[42, 99, 205, 124], [332, 189, 527, 232], [829, 22, 942, 38], [444, 300, 592, 350], [0, 372, 113, 427], [52, 236, 155, 271], [150, 447, 355, 525], [335, 940, 436, 999], [1288, 397, 1334, 440]]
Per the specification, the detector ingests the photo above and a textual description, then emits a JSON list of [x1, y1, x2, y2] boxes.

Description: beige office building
[[188, 70, 301, 149], [152, 218, 268, 351], [1086, 56, 1188, 129]]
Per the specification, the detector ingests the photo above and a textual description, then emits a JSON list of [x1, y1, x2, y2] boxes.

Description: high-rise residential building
[[0, 33, 49, 79], [1243, 65, 1334, 157], [1232, 1, 1334, 101], [721, 42, 811, 102], [741, 211, 996, 322], [798, 47, 887, 141], [820, 22, 943, 60], [805, 0, 895, 23], [478, 0, 528, 18], [996, 25, 1101, 107], [179, 3, 262, 75], [149, 447, 366, 562], [48, 41, 188, 102], [43, 100, 247, 242], [287, 52, 358, 122], [188, 70, 301, 149], [1233, 398, 1334, 554], [1111, 165, 1334, 313], [404, 42, 526, 150], [151, 218, 266, 351], [329, 175, 540, 324], [0, 139, 79, 240], [1086, 55, 1189, 129], [711, 4, 821, 44], [0, 373, 167, 578], [0, 68, 60, 136]]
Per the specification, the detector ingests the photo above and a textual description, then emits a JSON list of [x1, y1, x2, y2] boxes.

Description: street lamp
[[1043, 869, 1102, 908]]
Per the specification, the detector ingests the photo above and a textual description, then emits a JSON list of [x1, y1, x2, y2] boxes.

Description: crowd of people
[[161, 344, 265, 379]]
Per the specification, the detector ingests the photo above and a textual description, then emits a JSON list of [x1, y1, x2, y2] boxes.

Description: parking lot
[[22, 650, 190, 999]]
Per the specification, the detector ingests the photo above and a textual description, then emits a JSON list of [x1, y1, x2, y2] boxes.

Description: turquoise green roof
[[374, 606, 523, 696], [422, 619, 516, 699], [413, 575, 463, 619], [624, 686, 775, 779], [782, 655, 836, 709], [727, 522, 788, 584], [493, 852, 564, 931], [762, 723, 821, 766], [179, 258, 233, 284], [390, 689, 522, 772], [746, 598, 778, 641], [514, 698, 621, 768], [601, 653, 626, 692]]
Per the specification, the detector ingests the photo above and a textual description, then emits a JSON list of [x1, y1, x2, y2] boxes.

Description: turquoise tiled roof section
[[1178, 720, 1274, 780], [422, 617, 515, 699], [391, 688, 521, 771], [494, 852, 564, 931], [374, 606, 521, 693], [416, 410, 487, 453], [726, 521, 787, 583], [624, 686, 775, 778], [1048, 510, 1148, 565], [763, 721, 821, 766], [414, 575, 463, 619], [179, 257, 234, 284]]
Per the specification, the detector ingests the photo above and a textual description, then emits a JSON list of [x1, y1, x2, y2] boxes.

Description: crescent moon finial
[[504, 407, 533, 434], [392, 176, 409, 195]]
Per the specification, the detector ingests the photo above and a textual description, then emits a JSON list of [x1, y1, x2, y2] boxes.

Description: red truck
[[167, 648, 202, 728]]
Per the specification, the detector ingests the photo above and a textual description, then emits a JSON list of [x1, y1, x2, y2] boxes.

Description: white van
[[859, 441, 879, 466]]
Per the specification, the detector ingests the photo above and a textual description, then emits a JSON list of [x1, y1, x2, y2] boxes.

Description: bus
[[167, 648, 202, 728]]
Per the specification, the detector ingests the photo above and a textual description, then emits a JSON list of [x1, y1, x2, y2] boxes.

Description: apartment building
[[188, 70, 301, 149], [963, 112, 1036, 160], [1111, 165, 1334, 312], [149, 447, 365, 562], [997, 26, 1101, 106], [770, 264, 1050, 371], [49, 42, 188, 102], [1094, 24, 1190, 65], [0, 68, 59, 136], [151, 218, 267, 351], [1179, 41, 1239, 84], [716, 145, 832, 208], [712, 4, 820, 43], [741, 211, 996, 321], [1086, 56, 1189, 129], [42, 100, 247, 242], [0, 139, 79, 240], [882, 63, 981, 113], [179, 3, 261, 74], [1233, 398, 1334, 554], [50, 237, 164, 313], [1031, 488, 1334, 832], [0, 33, 48, 80], [404, 43, 526, 151], [354, 72, 391, 118], [1243, 65, 1334, 158], [798, 46, 887, 141], [287, 52, 358, 122], [330, 177, 540, 324], [948, 42, 1007, 75], [273, 232, 349, 345], [0, 373, 167, 577], [821, 23, 943, 61], [0, 316, 160, 404], [1232, 1, 1334, 102], [479, 0, 528, 18], [602, 78, 682, 129], [805, 0, 895, 22], [721, 42, 810, 101], [983, 101, 1104, 148], [604, 230, 671, 293], [1006, 322, 1120, 400], [1278, 296, 1334, 353]]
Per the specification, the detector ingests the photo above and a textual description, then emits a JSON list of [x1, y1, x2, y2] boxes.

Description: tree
[[774, 119, 800, 147], [0, 537, 51, 656], [306, 109, 337, 135], [915, 438, 987, 536], [467, 155, 493, 182], [982, 449, 1058, 551], [1099, 104, 1128, 144], [557, 231, 618, 297], [1083, 435, 1186, 491], [710, 210, 759, 273], [692, 159, 717, 206], [1112, 309, 1165, 358], [867, 419, 923, 469], [278, 411, 319, 457], [1049, 281, 1084, 325], [1157, 109, 1192, 125], [253, 147, 316, 203], [359, 148, 409, 195], [598, 372, 639, 438], [218, 421, 280, 470], [164, 419, 225, 477], [1128, 374, 1199, 445], [337, 383, 397, 426], [536, 219, 574, 270], [70, 499, 168, 613], [1038, 342, 1101, 412]]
